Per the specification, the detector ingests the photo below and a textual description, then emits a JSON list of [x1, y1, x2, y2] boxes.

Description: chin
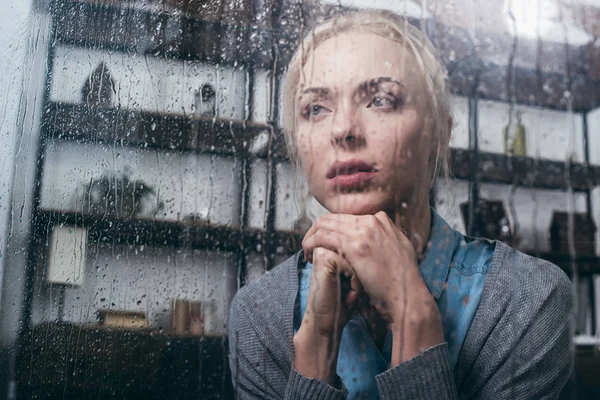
[[321, 191, 390, 216]]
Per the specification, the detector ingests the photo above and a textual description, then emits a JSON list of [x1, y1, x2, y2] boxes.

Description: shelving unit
[[11, 0, 600, 398], [46, 101, 273, 157], [16, 1, 286, 398]]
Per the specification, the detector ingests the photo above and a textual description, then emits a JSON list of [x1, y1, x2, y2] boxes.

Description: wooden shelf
[[37, 209, 304, 255], [44, 101, 272, 156], [445, 56, 600, 113], [38, 209, 267, 253], [49, 0, 277, 68], [30, 321, 226, 339], [311, 3, 600, 112], [450, 148, 600, 192], [236, 139, 600, 192]]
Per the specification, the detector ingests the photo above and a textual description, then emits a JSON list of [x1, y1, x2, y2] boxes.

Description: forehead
[[299, 31, 424, 92]]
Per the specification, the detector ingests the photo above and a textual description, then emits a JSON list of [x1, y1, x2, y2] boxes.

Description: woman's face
[[295, 31, 434, 216]]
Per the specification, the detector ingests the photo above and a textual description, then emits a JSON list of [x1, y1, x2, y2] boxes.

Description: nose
[[331, 104, 361, 148]]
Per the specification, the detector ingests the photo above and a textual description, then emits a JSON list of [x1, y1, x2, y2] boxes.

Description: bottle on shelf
[[503, 109, 527, 157]]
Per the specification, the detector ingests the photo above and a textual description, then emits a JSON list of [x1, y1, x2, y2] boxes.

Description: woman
[[228, 9, 573, 399]]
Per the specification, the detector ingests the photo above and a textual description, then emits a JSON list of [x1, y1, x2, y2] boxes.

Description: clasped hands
[[297, 211, 445, 371]]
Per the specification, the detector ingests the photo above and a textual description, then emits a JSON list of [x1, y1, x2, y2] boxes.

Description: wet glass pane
[[1, 0, 600, 399]]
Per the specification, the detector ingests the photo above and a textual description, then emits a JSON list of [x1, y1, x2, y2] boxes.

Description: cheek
[[373, 118, 424, 166], [296, 132, 314, 170], [373, 122, 432, 188], [295, 129, 327, 184], [392, 125, 433, 183], [296, 124, 330, 159]]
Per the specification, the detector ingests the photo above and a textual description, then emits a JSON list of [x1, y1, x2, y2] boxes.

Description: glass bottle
[[504, 110, 527, 157]]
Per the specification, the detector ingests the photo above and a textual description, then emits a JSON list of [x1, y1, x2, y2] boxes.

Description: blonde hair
[[280, 9, 452, 186]]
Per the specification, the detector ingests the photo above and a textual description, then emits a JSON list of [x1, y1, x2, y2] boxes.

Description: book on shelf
[[96, 309, 148, 329]]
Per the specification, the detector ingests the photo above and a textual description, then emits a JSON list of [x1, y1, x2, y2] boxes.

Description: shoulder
[[228, 252, 301, 336], [467, 241, 573, 345], [228, 254, 301, 394], [458, 242, 574, 382], [456, 244, 574, 396], [490, 242, 573, 307]]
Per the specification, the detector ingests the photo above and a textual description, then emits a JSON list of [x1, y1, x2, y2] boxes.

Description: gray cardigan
[[228, 241, 574, 399]]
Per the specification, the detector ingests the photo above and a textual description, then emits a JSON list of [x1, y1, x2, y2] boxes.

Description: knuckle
[[315, 229, 329, 242], [314, 216, 328, 227], [354, 240, 369, 256], [313, 247, 327, 258], [313, 230, 322, 241]]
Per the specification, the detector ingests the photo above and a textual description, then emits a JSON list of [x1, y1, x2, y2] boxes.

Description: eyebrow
[[299, 76, 406, 100], [360, 76, 407, 92], [299, 87, 330, 97]]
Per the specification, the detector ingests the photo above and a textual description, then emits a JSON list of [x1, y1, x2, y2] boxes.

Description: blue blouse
[[293, 210, 495, 399]]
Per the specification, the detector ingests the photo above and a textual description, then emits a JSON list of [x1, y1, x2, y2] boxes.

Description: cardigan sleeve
[[374, 249, 573, 400], [375, 342, 459, 399], [228, 291, 348, 400], [457, 248, 574, 399], [463, 260, 573, 398]]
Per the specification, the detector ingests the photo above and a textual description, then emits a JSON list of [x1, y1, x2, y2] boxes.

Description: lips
[[326, 159, 378, 190], [326, 159, 376, 179]]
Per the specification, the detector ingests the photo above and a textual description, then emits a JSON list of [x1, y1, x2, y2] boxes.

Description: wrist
[[389, 302, 444, 367], [294, 325, 341, 385], [389, 284, 441, 329]]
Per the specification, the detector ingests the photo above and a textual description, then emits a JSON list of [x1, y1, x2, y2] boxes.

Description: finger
[[310, 214, 373, 240], [302, 214, 355, 252], [311, 248, 357, 309], [374, 210, 393, 228], [303, 228, 345, 264], [349, 273, 363, 298], [302, 213, 350, 244], [341, 273, 363, 309], [302, 224, 318, 251], [344, 288, 361, 309], [313, 249, 357, 299], [311, 246, 354, 278], [373, 210, 413, 244]]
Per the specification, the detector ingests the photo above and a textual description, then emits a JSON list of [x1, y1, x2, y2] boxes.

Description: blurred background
[[1, 0, 600, 398]]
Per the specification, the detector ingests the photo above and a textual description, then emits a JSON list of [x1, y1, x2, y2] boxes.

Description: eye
[[367, 94, 398, 109], [310, 104, 325, 115], [302, 104, 330, 120]]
